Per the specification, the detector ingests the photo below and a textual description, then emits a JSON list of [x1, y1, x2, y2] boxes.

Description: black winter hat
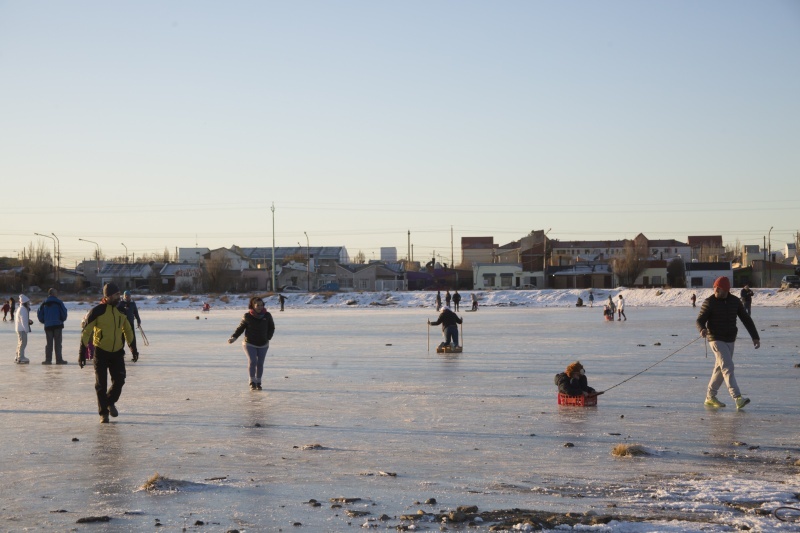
[[103, 283, 120, 297]]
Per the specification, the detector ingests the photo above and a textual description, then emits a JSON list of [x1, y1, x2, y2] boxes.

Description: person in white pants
[[15, 294, 32, 364]]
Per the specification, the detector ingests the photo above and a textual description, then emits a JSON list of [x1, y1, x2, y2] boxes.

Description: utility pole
[[450, 226, 454, 271], [51, 233, 60, 283], [542, 228, 551, 289], [762, 235, 766, 287], [304, 231, 310, 291], [768, 226, 773, 286], [271, 203, 276, 292]]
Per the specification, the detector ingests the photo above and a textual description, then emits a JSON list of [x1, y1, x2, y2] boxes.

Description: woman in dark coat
[[228, 296, 275, 390]]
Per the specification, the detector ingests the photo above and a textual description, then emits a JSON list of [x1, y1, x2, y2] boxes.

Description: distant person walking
[[691, 293, 697, 308], [607, 295, 616, 315], [14, 294, 32, 364], [445, 290, 452, 308], [2, 300, 9, 321], [79, 283, 138, 424], [37, 288, 68, 364], [278, 294, 286, 312], [696, 276, 760, 410], [9, 297, 16, 324], [428, 305, 463, 350], [228, 296, 275, 391], [740, 284, 754, 316], [588, 292, 594, 307], [452, 290, 461, 311], [617, 294, 627, 321], [435, 291, 442, 311], [471, 293, 478, 311], [117, 290, 141, 360]]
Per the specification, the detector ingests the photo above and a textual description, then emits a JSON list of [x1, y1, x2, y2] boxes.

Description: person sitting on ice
[[428, 305, 463, 350], [202, 302, 211, 312], [554, 361, 597, 397]]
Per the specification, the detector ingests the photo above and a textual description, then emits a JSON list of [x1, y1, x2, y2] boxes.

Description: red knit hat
[[713, 276, 731, 290]]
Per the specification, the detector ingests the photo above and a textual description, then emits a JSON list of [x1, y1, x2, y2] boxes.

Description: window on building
[[500, 273, 513, 287], [691, 277, 703, 288], [483, 274, 496, 287]]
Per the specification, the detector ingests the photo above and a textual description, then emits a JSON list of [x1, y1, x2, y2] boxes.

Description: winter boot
[[99, 414, 109, 424], [249, 382, 257, 391], [17, 356, 29, 364], [256, 382, 262, 390], [704, 396, 725, 408], [108, 404, 118, 417], [734, 396, 750, 410]]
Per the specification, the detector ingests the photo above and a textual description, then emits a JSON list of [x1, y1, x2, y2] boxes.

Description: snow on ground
[[62, 287, 800, 313]]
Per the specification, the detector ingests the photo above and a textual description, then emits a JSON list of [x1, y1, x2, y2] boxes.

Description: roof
[[98, 263, 152, 277], [687, 236, 723, 247], [685, 261, 732, 271], [240, 246, 348, 262]]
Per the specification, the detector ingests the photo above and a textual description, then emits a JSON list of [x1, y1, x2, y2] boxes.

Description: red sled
[[558, 392, 598, 407]]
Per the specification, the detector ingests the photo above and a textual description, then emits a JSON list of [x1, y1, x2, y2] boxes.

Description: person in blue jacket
[[37, 288, 68, 364]]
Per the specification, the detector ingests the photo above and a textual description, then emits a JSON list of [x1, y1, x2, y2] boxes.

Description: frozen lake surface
[[1, 304, 799, 531]]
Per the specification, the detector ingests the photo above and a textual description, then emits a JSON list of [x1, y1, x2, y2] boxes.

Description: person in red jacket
[[696, 276, 760, 410]]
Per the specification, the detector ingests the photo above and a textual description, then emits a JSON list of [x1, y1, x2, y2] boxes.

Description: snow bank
[[64, 287, 800, 311]]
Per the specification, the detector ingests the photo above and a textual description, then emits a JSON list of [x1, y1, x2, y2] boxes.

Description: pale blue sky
[[1, 1, 798, 267]]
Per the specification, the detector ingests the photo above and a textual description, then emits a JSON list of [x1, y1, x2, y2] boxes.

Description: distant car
[[280, 286, 305, 293], [780, 275, 800, 289]]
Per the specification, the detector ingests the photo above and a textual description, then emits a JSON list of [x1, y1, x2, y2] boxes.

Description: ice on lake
[[1, 303, 799, 531]]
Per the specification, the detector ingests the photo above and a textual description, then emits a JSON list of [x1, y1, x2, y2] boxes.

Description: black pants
[[94, 348, 126, 416], [44, 326, 64, 362]]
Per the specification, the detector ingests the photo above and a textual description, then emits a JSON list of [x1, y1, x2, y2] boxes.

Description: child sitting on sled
[[554, 361, 597, 397]]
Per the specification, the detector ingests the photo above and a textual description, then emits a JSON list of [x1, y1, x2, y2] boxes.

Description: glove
[[137, 321, 142, 328], [131, 348, 139, 363], [228, 336, 236, 344], [79, 345, 87, 368]]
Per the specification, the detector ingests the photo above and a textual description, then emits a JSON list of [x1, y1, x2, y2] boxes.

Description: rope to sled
[[601, 335, 704, 394], [774, 506, 800, 522]]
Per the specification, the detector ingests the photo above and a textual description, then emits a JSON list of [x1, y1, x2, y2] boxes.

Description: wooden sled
[[436, 345, 463, 354]]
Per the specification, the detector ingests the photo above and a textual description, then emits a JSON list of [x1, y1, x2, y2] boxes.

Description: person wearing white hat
[[14, 294, 32, 364]]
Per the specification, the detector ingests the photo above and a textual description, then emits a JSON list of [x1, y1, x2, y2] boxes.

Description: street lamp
[[121, 243, 128, 263], [542, 228, 551, 289], [34, 233, 57, 283], [51, 233, 60, 283], [768, 226, 774, 286], [304, 231, 310, 291], [79, 238, 101, 273]]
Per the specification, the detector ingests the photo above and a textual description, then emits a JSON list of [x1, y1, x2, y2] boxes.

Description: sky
[[1, 1, 798, 268]]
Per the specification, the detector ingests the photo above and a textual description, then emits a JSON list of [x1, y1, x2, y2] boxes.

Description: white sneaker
[[17, 356, 30, 364]]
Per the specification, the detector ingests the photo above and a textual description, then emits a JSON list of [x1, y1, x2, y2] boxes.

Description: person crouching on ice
[[428, 305, 463, 350], [555, 361, 597, 397]]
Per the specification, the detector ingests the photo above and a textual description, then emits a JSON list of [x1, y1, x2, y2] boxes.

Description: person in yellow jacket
[[79, 283, 138, 424]]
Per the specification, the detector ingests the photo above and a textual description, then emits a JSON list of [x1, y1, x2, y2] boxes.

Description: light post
[[121, 243, 128, 263], [304, 231, 310, 291], [34, 233, 57, 283], [79, 238, 101, 274], [542, 228, 551, 289], [768, 226, 774, 286], [271, 203, 276, 292], [51, 233, 60, 283]]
